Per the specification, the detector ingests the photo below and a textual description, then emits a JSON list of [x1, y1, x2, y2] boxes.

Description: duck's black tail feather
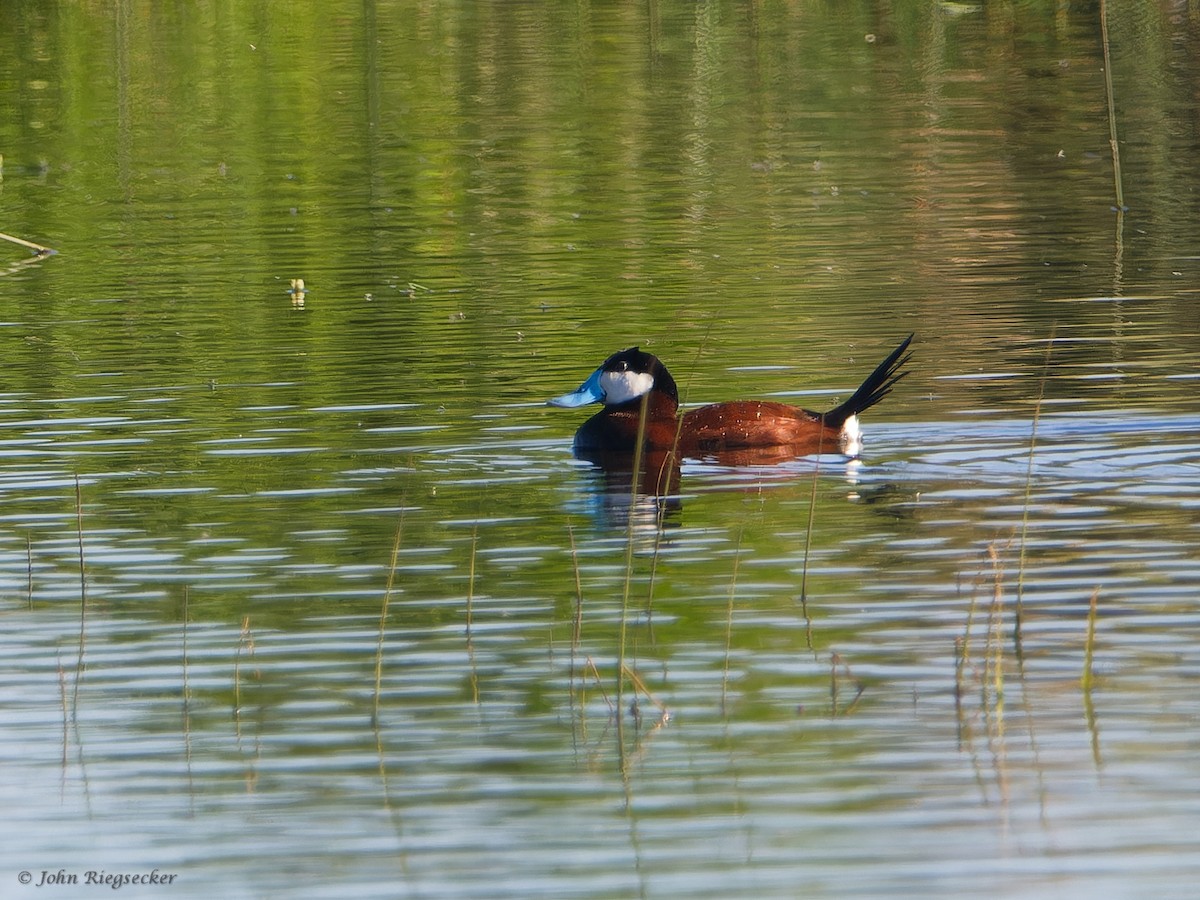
[[822, 334, 914, 427]]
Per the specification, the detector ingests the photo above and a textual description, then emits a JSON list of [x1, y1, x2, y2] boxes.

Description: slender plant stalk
[[642, 331, 711, 620], [58, 654, 69, 772], [622, 664, 668, 720], [567, 524, 584, 716], [954, 571, 992, 795], [829, 653, 865, 717], [181, 586, 195, 805], [842, 681, 865, 716], [953, 635, 966, 741], [465, 526, 478, 647], [465, 527, 480, 706], [615, 391, 651, 769], [798, 428, 825, 610], [972, 546, 1011, 817], [959, 565, 984, 691], [844, 658, 864, 715], [234, 615, 251, 739], [567, 525, 584, 646], [985, 545, 1005, 718], [71, 475, 88, 720], [829, 652, 840, 715], [1082, 587, 1103, 767], [979, 549, 1001, 747], [1099, 0, 1124, 212], [720, 527, 744, 715], [990, 613, 1006, 736], [373, 506, 407, 725], [26, 534, 33, 609], [75, 477, 87, 599], [181, 586, 191, 708], [1100, 0, 1126, 288], [1081, 586, 1100, 692], [984, 545, 1010, 812], [58, 650, 89, 807], [1016, 330, 1055, 657], [584, 656, 614, 713], [642, 513, 666, 630], [613, 328, 702, 758]]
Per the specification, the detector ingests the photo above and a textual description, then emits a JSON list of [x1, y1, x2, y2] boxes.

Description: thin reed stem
[[234, 615, 251, 736], [983, 546, 1012, 811], [638, 334, 714, 637], [1100, 0, 1126, 288], [622, 662, 669, 722], [584, 656, 614, 714], [181, 586, 195, 805], [1099, 0, 1124, 213], [465, 527, 480, 706], [1016, 330, 1055, 657], [567, 524, 584, 715], [984, 545, 1006, 718], [830, 653, 864, 716], [615, 391, 651, 767], [58, 654, 69, 772], [373, 506, 407, 726], [465, 526, 478, 647], [181, 587, 191, 712], [798, 429, 825, 610], [958, 564, 984, 693], [26, 534, 33, 609], [829, 653, 839, 715], [1081, 586, 1100, 692], [1082, 586, 1103, 767], [953, 636, 966, 741], [71, 475, 87, 720], [720, 527, 744, 715]]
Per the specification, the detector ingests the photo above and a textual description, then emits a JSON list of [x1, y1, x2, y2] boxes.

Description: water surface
[[2, 3, 1200, 898]]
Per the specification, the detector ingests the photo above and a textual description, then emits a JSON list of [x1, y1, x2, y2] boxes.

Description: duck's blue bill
[[547, 366, 605, 408]]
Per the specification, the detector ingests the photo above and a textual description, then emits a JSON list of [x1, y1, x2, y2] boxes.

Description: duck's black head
[[547, 347, 679, 409]]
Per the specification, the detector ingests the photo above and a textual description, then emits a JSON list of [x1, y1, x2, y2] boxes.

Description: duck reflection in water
[[549, 335, 913, 501]]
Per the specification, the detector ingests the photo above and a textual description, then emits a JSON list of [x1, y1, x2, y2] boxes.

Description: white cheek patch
[[600, 370, 654, 405]]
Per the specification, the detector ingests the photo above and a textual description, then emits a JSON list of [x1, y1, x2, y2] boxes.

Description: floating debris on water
[[289, 278, 308, 308]]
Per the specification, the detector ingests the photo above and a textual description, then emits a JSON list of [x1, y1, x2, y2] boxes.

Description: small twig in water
[[583, 656, 614, 714], [0, 230, 56, 256], [829, 652, 865, 716]]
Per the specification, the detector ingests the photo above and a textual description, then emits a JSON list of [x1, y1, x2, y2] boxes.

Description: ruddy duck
[[549, 334, 913, 459]]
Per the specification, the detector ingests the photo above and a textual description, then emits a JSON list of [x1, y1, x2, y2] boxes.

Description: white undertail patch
[[839, 414, 863, 459]]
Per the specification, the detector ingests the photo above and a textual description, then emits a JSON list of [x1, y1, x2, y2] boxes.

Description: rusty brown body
[[565, 335, 913, 461]]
